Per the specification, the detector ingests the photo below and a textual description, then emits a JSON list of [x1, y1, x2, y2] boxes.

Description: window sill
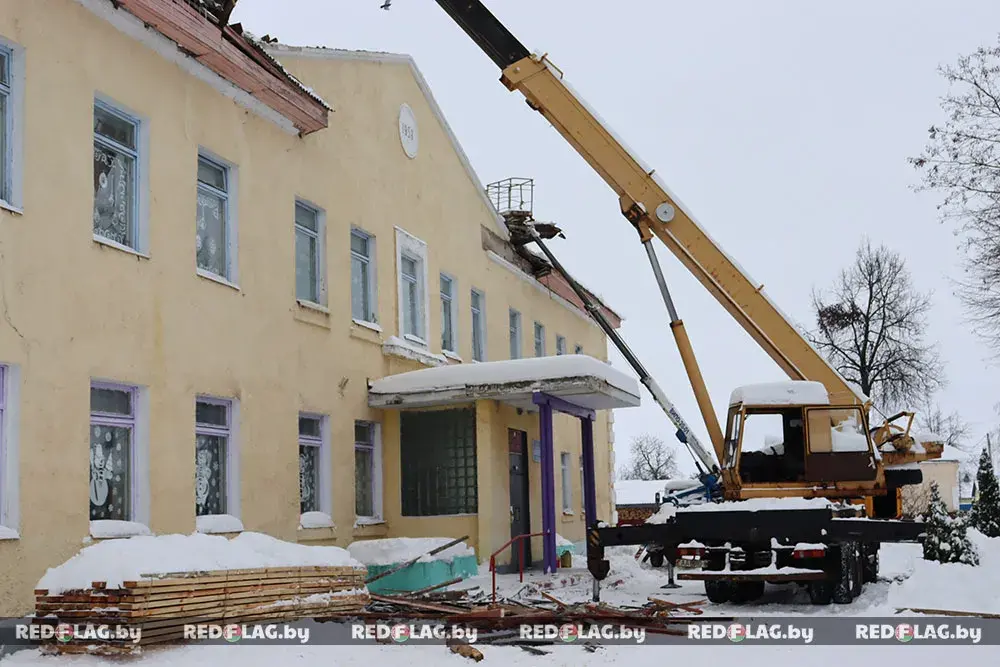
[[351, 318, 379, 332], [0, 200, 23, 216], [353, 518, 388, 538], [351, 322, 383, 345], [93, 235, 150, 259], [299, 511, 334, 529], [0, 526, 20, 541], [442, 350, 463, 363], [196, 514, 244, 534], [404, 333, 429, 347], [196, 269, 240, 291], [297, 300, 330, 315], [89, 520, 152, 539], [562, 510, 575, 516], [354, 517, 385, 527], [383, 336, 447, 367]]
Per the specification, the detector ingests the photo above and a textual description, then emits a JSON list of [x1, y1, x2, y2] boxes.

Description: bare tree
[[910, 38, 1000, 351], [917, 402, 971, 451], [808, 238, 944, 411], [619, 434, 679, 481]]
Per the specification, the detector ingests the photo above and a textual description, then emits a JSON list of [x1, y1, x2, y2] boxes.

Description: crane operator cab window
[[729, 408, 806, 484], [725, 405, 877, 484]]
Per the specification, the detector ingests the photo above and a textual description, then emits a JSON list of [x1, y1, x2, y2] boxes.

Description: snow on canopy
[[368, 354, 639, 398], [729, 381, 830, 406], [346, 537, 474, 566], [37, 532, 363, 594]]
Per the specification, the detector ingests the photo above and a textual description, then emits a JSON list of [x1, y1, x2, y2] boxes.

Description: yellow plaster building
[[0, 0, 634, 615]]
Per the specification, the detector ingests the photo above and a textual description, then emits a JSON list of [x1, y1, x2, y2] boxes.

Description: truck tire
[[704, 580, 732, 603], [731, 581, 765, 603], [808, 581, 833, 605], [862, 543, 880, 583], [833, 543, 860, 604], [649, 552, 664, 568]]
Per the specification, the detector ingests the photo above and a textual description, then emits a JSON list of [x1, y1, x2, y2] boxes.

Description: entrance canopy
[[367, 355, 641, 411]]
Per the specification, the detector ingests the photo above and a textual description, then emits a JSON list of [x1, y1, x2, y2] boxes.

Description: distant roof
[[615, 479, 700, 506]]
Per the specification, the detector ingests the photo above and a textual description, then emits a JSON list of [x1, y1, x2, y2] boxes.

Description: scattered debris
[[449, 642, 484, 662]]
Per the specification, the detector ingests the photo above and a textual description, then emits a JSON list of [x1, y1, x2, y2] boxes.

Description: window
[[93, 102, 140, 249], [574, 344, 583, 355], [89, 384, 136, 521], [396, 228, 428, 343], [351, 229, 376, 323], [560, 452, 573, 513], [0, 45, 12, 205], [195, 398, 233, 516], [556, 335, 567, 356], [355, 421, 381, 520], [470, 289, 486, 362], [509, 309, 522, 359], [295, 201, 324, 305], [196, 155, 234, 280], [440, 274, 456, 352], [298, 414, 327, 515], [401, 409, 477, 516], [534, 322, 545, 357]]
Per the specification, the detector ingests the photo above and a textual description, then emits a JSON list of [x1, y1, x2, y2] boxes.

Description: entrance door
[[508, 428, 531, 571]]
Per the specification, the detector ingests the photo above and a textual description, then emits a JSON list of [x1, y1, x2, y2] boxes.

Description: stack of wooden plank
[[33, 565, 369, 654]]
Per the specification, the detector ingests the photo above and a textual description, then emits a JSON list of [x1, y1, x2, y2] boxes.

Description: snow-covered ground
[[7, 535, 1000, 666]]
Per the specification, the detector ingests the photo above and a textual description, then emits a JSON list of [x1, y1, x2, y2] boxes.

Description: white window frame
[[294, 199, 326, 306], [298, 412, 332, 525], [395, 227, 429, 346], [351, 227, 378, 325], [195, 396, 241, 528], [92, 98, 146, 253], [533, 321, 546, 357], [470, 288, 486, 362], [88, 381, 150, 535], [556, 335, 567, 356], [0, 363, 19, 538], [196, 150, 239, 285], [509, 308, 522, 359], [354, 421, 383, 523], [560, 452, 573, 513], [0, 37, 24, 213], [440, 273, 458, 353]]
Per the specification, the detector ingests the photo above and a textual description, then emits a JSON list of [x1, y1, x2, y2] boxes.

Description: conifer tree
[[970, 448, 1000, 537], [923, 481, 979, 566]]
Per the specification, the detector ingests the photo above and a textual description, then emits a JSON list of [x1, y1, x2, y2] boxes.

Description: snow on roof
[[929, 444, 967, 462], [729, 381, 829, 406], [369, 354, 640, 409], [37, 532, 362, 594], [614, 479, 700, 506]]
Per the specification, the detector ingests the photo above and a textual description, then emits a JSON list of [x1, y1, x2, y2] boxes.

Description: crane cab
[[719, 381, 883, 501]]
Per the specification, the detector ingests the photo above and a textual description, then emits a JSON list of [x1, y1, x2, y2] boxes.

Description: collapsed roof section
[[110, 0, 330, 135]]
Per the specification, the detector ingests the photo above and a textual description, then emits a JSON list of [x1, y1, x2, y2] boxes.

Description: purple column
[[581, 416, 597, 528], [538, 401, 558, 573]]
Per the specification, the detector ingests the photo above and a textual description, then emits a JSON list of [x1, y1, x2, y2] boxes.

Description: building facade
[[0, 0, 627, 615]]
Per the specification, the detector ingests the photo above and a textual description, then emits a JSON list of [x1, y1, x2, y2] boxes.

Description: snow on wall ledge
[[346, 537, 474, 566], [677, 497, 833, 513], [37, 532, 364, 594], [729, 381, 829, 406], [369, 354, 639, 398]]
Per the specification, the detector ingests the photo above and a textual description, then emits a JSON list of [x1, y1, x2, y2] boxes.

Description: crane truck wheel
[[649, 552, 665, 568], [808, 581, 833, 605], [833, 542, 862, 604], [704, 580, 732, 603], [862, 543, 880, 583], [730, 581, 765, 603]]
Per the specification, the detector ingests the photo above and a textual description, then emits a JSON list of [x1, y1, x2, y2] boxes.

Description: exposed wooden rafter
[[113, 0, 329, 135]]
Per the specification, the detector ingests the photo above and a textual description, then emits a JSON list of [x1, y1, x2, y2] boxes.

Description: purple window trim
[[298, 413, 323, 448], [195, 396, 231, 438], [90, 382, 136, 428]]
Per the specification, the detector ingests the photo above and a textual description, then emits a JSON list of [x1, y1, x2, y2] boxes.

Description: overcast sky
[[234, 0, 1000, 475]]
